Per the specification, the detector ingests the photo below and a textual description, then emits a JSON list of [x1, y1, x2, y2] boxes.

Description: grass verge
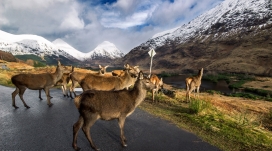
[[139, 91, 272, 151]]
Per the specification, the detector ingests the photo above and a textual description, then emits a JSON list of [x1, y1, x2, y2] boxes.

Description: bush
[[189, 98, 210, 114]]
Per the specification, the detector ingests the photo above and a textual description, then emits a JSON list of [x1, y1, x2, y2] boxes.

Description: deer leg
[[69, 81, 77, 99], [11, 87, 19, 109], [44, 87, 53, 107], [196, 86, 200, 98], [118, 116, 127, 147], [72, 116, 84, 151], [63, 85, 68, 97], [39, 89, 43, 100], [42, 88, 53, 99], [152, 89, 155, 103], [82, 114, 99, 151], [18, 87, 30, 108]]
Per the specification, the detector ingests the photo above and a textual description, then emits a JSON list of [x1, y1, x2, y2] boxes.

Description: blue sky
[[0, 0, 223, 53]]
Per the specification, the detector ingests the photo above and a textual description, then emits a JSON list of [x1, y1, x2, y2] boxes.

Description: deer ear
[[138, 71, 144, 80]]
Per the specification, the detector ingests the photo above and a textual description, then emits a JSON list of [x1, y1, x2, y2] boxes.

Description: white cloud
[[0, 0, 224, 54], [60, 8, 85, 31]]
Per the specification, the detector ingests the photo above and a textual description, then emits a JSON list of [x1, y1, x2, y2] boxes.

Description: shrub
[[189, 98, 210, 114]]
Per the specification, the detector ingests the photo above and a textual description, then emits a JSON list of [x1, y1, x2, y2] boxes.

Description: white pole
[[150, 54, 153, 77]]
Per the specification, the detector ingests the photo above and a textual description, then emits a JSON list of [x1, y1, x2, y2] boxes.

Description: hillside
[[114, 0, 272, 76], [0, 50, 17, 62]]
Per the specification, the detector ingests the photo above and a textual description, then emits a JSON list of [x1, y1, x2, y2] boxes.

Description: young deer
[[72, 71, 156, 151], [38, 66, 74, 99], [11, 61, 70, 108], [149, 74, 163, 102], [186, 68, 204, 102], [69, 65, 109, 98]]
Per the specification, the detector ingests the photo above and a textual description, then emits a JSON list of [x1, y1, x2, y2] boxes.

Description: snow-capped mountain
[[141, 0, 272, 49], [0, 30, 124, 62], [86, 41, 124, 59], [52, 39, 86, 61], [0, 30, 74, 59], [118, 0, 272, 75]]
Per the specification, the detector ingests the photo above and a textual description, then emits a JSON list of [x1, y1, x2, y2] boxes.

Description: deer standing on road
[[38, 66, 74, 99], [11, 61, 71, 108], [69, 65, 109, 98], [72, 71, 156, 151], [79, 66, 138, 92]]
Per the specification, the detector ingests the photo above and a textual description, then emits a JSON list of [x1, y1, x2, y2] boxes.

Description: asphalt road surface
[[0, 85, 220, 151]]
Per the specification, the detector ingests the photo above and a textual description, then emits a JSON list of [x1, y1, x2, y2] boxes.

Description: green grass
[[140, 92, 272, 151]]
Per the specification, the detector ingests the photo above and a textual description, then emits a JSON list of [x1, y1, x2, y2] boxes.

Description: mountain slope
[[86, 41, 124, 59], [52, 39, 86, 61], [116, 0, 272, 76], [0, 30, 124, 64]]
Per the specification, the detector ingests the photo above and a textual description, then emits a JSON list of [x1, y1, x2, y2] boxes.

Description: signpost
[[148, 48, 156, 77]]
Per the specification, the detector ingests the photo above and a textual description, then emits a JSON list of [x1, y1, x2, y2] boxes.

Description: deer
[[38, 66, 74, 99], [185, 77, 195, 94], [149, 74, 164, 102], [69, 65, 109, 98], [11, 61, 71, 108], [112, 63, 140, 77], [72, 71, 156, 151], [79, 66, 138, 92], [185, 68, 204, 102]]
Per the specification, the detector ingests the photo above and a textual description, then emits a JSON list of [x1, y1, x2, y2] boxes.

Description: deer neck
[[52, 66, 63, 83], [131, 80, 147, 107]]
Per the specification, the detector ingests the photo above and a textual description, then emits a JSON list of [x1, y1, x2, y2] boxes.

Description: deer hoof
[[13, 105, 19, 109], [48, 103, 53, 107]]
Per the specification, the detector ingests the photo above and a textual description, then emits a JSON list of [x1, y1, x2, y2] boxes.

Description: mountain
[[52, 39, 86, 61], [0, 30, 124, 65], [86, 41, 124, 60], [116, 0, 272, 76], [0, 30, 75, 60]]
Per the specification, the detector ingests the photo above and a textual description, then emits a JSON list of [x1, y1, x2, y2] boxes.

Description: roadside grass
[[140, 90, 272, 151]]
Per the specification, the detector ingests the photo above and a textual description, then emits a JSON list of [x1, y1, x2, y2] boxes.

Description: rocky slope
[[115, 0, 272, 76]]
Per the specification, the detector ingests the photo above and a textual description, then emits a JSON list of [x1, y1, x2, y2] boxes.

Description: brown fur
[[149, 74, 163, 102], [11, 61, 71, 108], [112, 64, 140, 77], [38, 66, 74, 99], [69, 65, 108, 98], [80, 67, 138, 92], [186, 68, 204, 102], [72, 71, 156, 150]]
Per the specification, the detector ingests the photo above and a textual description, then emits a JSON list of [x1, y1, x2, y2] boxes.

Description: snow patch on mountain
[[86, 41, 124, 59], [52, 39, 86, 61], [0, 30, 124, 61], [143, 0, 271, 48]]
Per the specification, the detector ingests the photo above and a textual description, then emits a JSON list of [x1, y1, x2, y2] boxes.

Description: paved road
[[0, 85, 220, 151]]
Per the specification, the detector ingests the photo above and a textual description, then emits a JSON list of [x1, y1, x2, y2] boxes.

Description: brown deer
[[11, 61, 71, 108], [186, 68, 204, 102], [79, 66, 138, 92], [185, 77, 195, 94], [69, 65, 109, 98], [149, 74, 163, 102], [38, 66, 74, 99], [72, 71, 156, 151], [112, 63, 140, 77]]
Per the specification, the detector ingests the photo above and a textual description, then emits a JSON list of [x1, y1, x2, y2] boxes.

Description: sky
[[0, 0, 223, 54]]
